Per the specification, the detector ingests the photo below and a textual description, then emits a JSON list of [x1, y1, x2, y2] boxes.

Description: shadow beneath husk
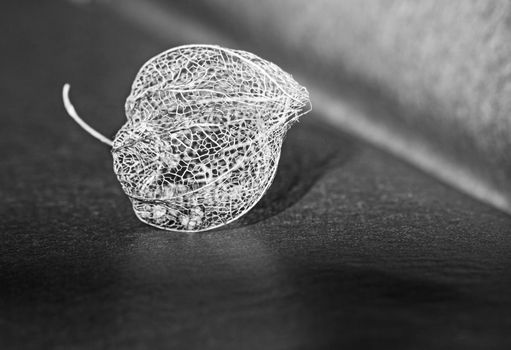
[[234, 115, 358, 226]]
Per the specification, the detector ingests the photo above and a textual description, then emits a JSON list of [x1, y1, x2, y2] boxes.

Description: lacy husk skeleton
[[63, 44, 311, 232]]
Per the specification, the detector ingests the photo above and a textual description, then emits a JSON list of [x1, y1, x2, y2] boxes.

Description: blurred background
[[1, 1, 511, 349]]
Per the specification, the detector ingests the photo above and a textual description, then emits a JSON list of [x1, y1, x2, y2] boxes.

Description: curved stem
[[62, 84, 114, 147]]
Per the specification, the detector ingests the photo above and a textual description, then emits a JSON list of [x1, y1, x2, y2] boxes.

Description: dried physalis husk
[[63, 44, 311, 232]]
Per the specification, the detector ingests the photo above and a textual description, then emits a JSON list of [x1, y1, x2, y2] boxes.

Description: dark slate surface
[[1, 2, 511, 349]]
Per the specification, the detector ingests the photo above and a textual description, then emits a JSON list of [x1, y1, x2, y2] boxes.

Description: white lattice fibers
[[112, 44, 310, 232]]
